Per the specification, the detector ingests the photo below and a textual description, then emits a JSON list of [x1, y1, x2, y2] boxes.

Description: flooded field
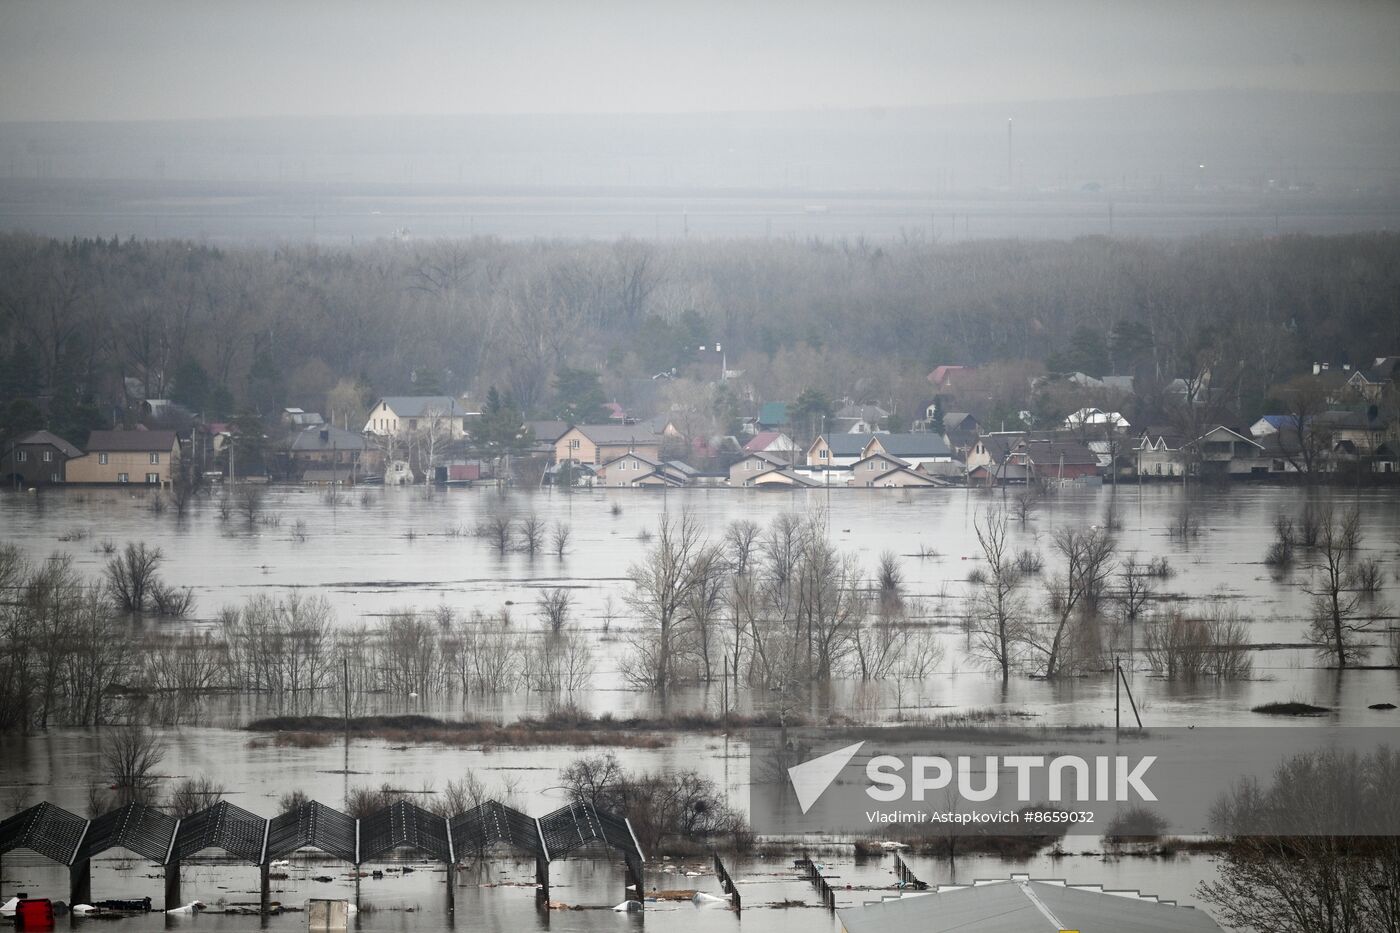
[[2, 483, 1398, 930], [2, 482, 1398, 722]]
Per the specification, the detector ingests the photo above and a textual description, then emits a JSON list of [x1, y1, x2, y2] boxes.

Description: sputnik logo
[[787, 741, 865, 814]]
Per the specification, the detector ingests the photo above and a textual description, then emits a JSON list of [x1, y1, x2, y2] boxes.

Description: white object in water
[[692, 891, 728, 907], [72, 904, 98, 915], [612, 900, 643, 912], [1, 897, 20, 915], [166, 901, 206, 914]]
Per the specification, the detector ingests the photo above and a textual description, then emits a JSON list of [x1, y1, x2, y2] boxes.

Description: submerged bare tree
[[1303, 505, 1369, 667], [481, 511, 513, 553], [104, 542, 164, 612], [101, 725, 167, 809], [967, 509, 1026, 682], [624, 512, 717, 693], [518, 513, 545, 555], [536, 587, 573, 633], [551, 522, 571, 557], [1116, 555, 1155, 622], [1029, 525, 1116, 678]]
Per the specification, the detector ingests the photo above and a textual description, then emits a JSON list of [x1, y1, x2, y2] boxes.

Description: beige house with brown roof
[[66, 430, 180, 485], [555, 424, 660, 466]]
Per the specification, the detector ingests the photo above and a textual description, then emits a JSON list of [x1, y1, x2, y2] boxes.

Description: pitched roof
[[758, 401, 789, 425], [743, 430, 791, 452], [1017, 438, 1100, 466], [524, 420, 570, 443], [288, 424, 370, 452], [570, 424, 661, 445], [1253, 414, 1299, 431], [376, 396, 462, 417], [866, 433, 953, 458], [839, 877, 1223, 933], [1359, 356, 1400, 382], [663, 460, 700, 476], [927, 364, 969, 386], [84, 429, 178, 452], [851, 452, 911, 470], [815, 433, 870, 456], [751, 466, 821, 487], [13, 430, 82, 458], [1193, 425, 1264, 449], [599, 451, 663, 469], [1136, 428, 1185, 450], [1312, 409, 1371, 429], [871, 466, 942, 485], [739, 450, 789, 467]]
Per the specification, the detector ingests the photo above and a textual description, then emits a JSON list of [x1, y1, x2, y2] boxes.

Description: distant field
[[2, 177, 1397, 242]]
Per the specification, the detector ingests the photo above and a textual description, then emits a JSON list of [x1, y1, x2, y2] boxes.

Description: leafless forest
[[2, 232, 1398, 440]]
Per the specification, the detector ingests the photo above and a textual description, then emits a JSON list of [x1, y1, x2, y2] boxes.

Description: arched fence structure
[[0, 798, 645, 911]]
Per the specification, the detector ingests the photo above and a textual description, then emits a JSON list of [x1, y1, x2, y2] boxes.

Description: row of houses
[[3, 429, 181, 487], [8, 382, 1396, 489]]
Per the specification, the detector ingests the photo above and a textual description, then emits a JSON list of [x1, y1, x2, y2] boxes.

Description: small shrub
[[1349, 559, 1382, 596], [149, 583, 196, 618], [167, 775, 227, 818], [1014, 549, 1043, 574], [1104, 806, 1169, 844], [1263, 540, 1294, 568]]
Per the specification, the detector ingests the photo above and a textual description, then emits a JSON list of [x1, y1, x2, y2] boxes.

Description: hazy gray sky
[[1, 0, 1397, 121]]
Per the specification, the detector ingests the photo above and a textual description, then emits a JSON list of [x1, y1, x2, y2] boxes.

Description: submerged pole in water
[[535, 854, 550, 907], [164, 857, 181, 909], [70, 857, 91, 906]]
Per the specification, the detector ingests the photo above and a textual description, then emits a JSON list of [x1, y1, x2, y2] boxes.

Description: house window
[[409, 419, 418, 430], [99, 453, 109, 465], [819, 449, 828, 459], [117, 472, 129, 483], [146, 472, 160, 484], [150, 452, 160, 464], [570, 439, 580, 449], [14, 450, 25, 463], [50, 473, 59, 483], [42, 450, 52, 462]]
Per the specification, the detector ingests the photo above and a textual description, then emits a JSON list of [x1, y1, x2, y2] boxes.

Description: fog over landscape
[[2, 3, 1400, 932], [1, 1, 1398, 241]]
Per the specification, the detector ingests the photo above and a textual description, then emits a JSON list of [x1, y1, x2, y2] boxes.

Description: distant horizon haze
[[1, 0, 1397, 122]]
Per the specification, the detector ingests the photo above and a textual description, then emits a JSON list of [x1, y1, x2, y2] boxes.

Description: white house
[[1064, 407, 1130, 429], [363, 397, 471, 439]]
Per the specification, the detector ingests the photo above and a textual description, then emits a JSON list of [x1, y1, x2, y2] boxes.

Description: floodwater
[[3, 483, 1399, 930], [3, 483, 1398, 725]]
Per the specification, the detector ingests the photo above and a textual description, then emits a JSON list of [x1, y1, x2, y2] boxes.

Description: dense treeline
[[1, 232, 1397, 438]]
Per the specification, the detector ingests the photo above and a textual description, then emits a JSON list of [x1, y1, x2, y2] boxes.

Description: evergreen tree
[[553, 369, 609, 424]]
